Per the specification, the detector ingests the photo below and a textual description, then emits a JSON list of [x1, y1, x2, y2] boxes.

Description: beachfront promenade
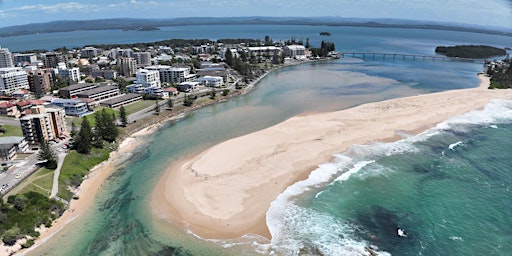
[[340, 52, 484, 62]]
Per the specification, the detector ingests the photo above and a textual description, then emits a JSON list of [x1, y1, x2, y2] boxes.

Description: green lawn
[[57, 146, 114, 201], [5, 167, 54, 197], [122, 100, 155, 115], [0, 124, 23, 137], [68, 107, 119, 128]]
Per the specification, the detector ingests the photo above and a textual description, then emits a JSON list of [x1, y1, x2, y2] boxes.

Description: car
[[15, 173, 21, 179]]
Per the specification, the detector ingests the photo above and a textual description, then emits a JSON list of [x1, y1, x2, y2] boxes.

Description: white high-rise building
[[146, 65, 196, 84], [136, 69, 161, 88], [0, 47, 14, 68], [58, 67, 81, 82], [0, 67, 29, 95]]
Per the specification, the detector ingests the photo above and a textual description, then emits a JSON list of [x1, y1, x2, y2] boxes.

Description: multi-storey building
[[134, 52, 152, 68], [50, 98, 89, 116], [146, 65, 196, 84], [117, 57, 137, 77], [76, 85, 119, 102], [247, 46, 282, 61], [20, 105, 68, 144], [80, 47, 101, 58], [91, 69, 118, 80], [0, 67, 29, 95], [284, 45, 307, 59], [59, 83, 98, 98], [0, 47, 14, 68], [43, 52, 67, 68], [136, 69, 161, 88], [58, 67, 81, 82], [13, 53, 38, 66], [196, 76, 224, 87], [28, 69, 52, 96]]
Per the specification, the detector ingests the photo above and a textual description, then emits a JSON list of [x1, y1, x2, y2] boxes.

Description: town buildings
[[0, 47, 14, 68], [0, 67, 30, 95], [146, 65, 196, 84], [27, 69, 52, 96], [117, 57, 137, 77], [0, 136, 29, 161], [19, 105, 68, 144], [136, 69, 161, 88]]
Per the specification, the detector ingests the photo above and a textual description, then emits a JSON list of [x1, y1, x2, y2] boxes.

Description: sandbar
[[151, 74, 512, 240]]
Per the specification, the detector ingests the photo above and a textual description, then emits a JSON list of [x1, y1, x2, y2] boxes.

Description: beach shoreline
[[6, 60, 293, 256], [151, 74, 512, 241]]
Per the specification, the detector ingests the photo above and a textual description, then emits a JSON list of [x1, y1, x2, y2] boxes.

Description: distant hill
[[0, 17, 511, 38]]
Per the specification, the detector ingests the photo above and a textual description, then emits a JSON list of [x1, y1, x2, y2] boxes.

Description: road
[[0, 139, 68, 196]]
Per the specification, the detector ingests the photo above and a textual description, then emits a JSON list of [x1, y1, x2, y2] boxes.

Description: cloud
[[13, 2, 94, 13]]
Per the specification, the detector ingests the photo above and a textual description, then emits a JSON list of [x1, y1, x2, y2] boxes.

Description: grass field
[[0, 124, 23, 137], [57, 146, 114, 201], [5, 167, 54, 197], [122, 100, 155, 115]]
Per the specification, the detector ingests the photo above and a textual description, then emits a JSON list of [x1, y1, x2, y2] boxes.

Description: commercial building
[[100, 93, 143, 108], [0, 47, 14, 68], [284, 45, 306, 59], [247, 46, 282, 59], [76, 85, 119, 102], [51, 98, 89, 116], [196, 76, 224, 87], [59, 83, 98, 98], [0, 67, 29, 95]]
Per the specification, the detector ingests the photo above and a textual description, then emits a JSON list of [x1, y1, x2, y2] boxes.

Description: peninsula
[[152, 74, 512, 239]]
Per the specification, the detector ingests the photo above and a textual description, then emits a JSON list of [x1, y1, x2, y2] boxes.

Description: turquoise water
[[267, 100, 512, 255], [18, 26, 512, 255]]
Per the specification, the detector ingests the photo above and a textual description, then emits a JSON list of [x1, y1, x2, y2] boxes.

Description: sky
[[0, 0, 511, 29]]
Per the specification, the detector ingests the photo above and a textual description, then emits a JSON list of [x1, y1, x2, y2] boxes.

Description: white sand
[[152, 74, 512, 239]]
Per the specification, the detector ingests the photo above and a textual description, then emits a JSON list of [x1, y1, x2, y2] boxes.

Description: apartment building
[[136, 68, 161, 88], [28, 69, 52, 96], [117, 57, 137, 77], [134, 52, 152, 68], [20, 105, 67, 144], [0, 67, 29, 95], [146, 65, 196, 84], [0, 47, 14, 68]]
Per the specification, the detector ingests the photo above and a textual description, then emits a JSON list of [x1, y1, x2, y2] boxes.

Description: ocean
[[14, 25, 511, 256]]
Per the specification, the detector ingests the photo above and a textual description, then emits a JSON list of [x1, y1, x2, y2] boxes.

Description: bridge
[[339, 52, 483, 63]]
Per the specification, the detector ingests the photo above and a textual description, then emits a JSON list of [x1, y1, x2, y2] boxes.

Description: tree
[[75, 116, 92, 154], [183, 94, 195, 107], [222, 89, 230, 96], [154, 99, 160, 115], [38, 138, 58, 169], [305, 38, 310, 49], [209, 89, 216, 99], [119, 106, 128, 127], [166, 98, 173, 110]]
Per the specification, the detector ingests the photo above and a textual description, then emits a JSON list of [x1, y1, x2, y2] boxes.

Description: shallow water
[[22, 26, 512, 256]]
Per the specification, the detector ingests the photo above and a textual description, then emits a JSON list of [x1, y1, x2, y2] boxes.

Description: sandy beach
[[151, 74, 512, 240], [4, 128, 155, 256]]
